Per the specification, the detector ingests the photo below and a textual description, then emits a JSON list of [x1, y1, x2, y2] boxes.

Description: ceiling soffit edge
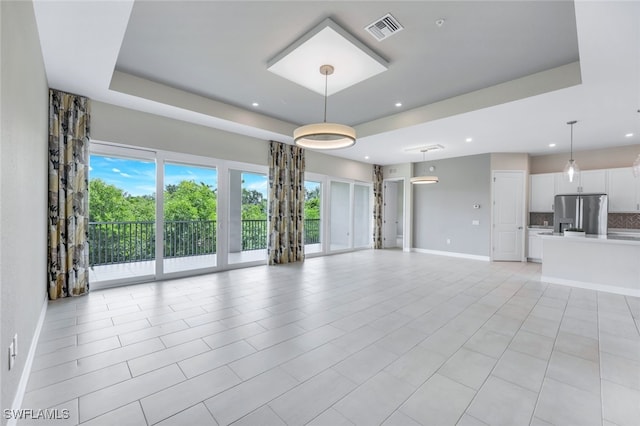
[[355, 61, 583, 138], [109, 70, 297, 137], [109, 61, 581, 144]]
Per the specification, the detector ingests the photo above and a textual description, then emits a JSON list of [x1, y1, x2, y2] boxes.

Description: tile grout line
[[375, 276, 543, 425], [527, 286, 576, 426]]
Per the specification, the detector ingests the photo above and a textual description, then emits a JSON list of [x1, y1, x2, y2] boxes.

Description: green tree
[[89, 179, 136, 222], [304, 186, 320, 219], [164, 180, 217, 221], [241, 189, 266, 220], [127, 195, 155, 221]]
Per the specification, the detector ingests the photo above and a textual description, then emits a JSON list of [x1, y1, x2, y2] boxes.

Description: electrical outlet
[[446, 238, 451, 245]]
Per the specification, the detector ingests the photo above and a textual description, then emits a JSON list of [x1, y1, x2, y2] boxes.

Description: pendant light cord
[[323, 70, 328, 123], [570, 123, 573, 160], [567, 120, 577, 161]]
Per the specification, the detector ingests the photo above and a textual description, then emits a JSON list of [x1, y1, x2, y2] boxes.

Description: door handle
[[518, 226, 523, 230]]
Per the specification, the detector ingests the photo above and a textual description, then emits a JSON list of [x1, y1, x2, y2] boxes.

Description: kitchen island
[[540, 233, 640, 297]]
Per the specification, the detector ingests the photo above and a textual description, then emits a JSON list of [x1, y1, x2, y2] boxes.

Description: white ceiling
[[33, 1, 640, 166]]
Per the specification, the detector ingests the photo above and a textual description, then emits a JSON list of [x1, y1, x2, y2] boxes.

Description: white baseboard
[[8, 295, 48, 426], [541, 276, 640, 298], [412, 248, 490, 262]]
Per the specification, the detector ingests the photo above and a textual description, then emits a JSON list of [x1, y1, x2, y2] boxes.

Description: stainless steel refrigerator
[[553, 193, 608, 235]]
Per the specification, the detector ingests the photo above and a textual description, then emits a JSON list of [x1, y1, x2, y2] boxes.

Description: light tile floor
[[22, 250, 640, 425]]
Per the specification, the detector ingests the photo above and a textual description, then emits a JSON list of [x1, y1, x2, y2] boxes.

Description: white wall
[[0, 1, 49, 420], [91, 101, 373, 183]]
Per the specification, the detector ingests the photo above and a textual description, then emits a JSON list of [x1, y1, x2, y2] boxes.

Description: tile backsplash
[[529, 212, 640, 229], [608, 213, 640, 229], [529, 212, 554, 227]]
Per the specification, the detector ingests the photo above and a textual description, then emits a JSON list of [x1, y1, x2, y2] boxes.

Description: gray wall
[[413, 154, 491, 256], [1, 1, 49, 420]]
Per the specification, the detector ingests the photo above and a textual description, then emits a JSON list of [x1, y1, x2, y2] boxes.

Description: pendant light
[[294, 65, 356, 150], [563, 120, 580, 183], [411, 149, 439, 184]]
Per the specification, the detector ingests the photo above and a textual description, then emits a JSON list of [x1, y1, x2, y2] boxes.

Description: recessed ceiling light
[[364, 156, 370, 160], [252, 102, 259, 107], [465, 138, 473, 143], [549, 143, 557, 147], [395, 102, 402, 107], [625, 133, 634, 138]]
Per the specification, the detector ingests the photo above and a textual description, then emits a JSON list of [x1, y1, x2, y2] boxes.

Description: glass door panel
[[228, 170, 268, 265], [330, 181, 351, 251], [88, 154, 156, 284], [353, 184, 372, 248], [163, 162, 218, 274], [304, 181, 322, 254]]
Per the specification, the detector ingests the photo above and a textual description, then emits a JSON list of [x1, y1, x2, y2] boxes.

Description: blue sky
[[89, 155, 268, 197]]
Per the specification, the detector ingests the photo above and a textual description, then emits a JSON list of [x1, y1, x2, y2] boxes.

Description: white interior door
[[383, 181, 398, 248], [492, 171, 524, 261]]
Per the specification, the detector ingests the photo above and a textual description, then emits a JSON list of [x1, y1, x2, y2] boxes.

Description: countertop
[[528, 226, 640, 234], [540, 232, 640, 246]]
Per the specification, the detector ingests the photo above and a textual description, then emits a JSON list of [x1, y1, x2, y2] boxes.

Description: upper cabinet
[[579, 170, 607, 193], [556, 169, 606, 195], [555, 174, 580, 194], [530, 173, 556, 212], [529, 168, 632, 213], [608, 168, 640, 212]]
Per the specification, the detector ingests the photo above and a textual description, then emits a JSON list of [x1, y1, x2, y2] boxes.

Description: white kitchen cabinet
[[608, 167, 640, 212], [527, 228, 546, 262], [556, 169, 606, 194], [530, 173, 556, 212], [530, 167, 635, 213], [556, 173, 580, 194], [579, 169, 607, 193]]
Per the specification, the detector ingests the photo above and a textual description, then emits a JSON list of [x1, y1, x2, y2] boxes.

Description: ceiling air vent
[[365, 13, 404, 42]]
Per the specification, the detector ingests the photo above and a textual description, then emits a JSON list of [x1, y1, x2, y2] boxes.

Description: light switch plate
[[8, 343, 14, 370], [472, 220, 480, 225]]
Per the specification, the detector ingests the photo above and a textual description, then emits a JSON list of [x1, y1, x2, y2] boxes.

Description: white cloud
[[120, 173, 132, 178], [112, 168, 121, 173]]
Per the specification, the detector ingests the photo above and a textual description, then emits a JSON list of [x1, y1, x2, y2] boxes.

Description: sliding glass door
[[330, 181, 351, 251], [89, 142, 371, 286], [353, 184, 372, 248], [163, 162, 218, 274], [304, 180, 322, 254], [328, 180, 373, 252], [227, 168, 268, 266], [88, 149, 156, 284]]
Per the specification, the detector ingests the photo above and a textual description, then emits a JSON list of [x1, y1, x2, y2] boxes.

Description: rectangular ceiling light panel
[[268, 18, 389, 96]]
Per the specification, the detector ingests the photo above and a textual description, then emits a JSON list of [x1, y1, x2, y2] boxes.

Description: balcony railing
[[89, 219, 321, 266]]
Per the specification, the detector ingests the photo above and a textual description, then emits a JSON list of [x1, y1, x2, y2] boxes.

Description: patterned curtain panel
[[373, 164, 384, 249], [48, 90, 90, 299], [268, 141, 305, 265]]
